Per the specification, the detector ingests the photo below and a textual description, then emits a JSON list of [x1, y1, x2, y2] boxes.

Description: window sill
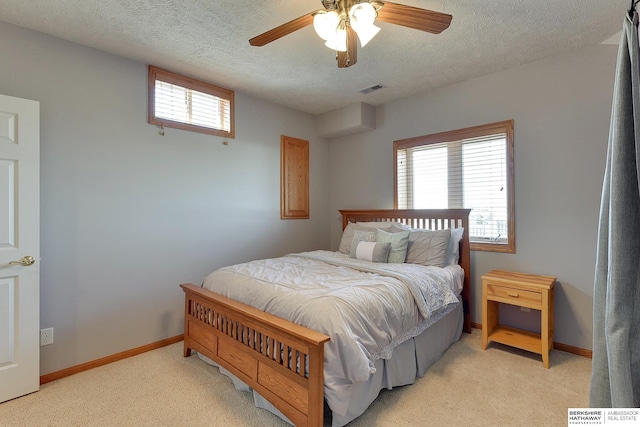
[[470, 241, 515, 253]]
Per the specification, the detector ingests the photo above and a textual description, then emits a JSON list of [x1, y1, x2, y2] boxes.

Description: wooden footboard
[[180, 283, 330, 427]]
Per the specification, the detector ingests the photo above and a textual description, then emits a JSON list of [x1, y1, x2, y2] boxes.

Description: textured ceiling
[[0, 0, 629, 115]]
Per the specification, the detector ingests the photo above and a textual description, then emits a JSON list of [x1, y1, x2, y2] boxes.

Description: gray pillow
[[339, 223, 368, 254], [339, 222, 409, 254], [377, 228, 410, 263], [405, 228, 451, 267], [350, 229, 376, 250], [350, 241, 391, 263]]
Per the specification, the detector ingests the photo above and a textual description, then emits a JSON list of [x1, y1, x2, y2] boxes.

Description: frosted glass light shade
[[324, 27, 347, 52], [355, 24, 380, 47], [313, 11, 340, 41], [349, 2, 376, 27], [349, 3, 380, 47]]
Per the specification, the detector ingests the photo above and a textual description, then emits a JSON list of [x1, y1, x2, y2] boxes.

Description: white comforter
[[202, 250, 459, 416]]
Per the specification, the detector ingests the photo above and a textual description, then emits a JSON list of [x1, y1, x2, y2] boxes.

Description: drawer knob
[[507, 292, 519, 297]]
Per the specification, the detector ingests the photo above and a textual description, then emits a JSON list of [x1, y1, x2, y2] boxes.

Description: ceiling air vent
[[359, 84, 384, 95]]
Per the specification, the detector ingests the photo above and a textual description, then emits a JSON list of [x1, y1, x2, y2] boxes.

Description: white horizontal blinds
[[155, 80, 231, 132], [462, 135, 507, 243], [396, 132, 508, 244], [406, 143, 449, 209], [148, 65, 234, 138]]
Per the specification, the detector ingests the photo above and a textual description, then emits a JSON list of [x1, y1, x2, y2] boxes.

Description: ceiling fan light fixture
[[355, 23, 380, 47], [313, 10, 340, 41], [324, 26, 348, 52], [249, 0, 452, 68], [349, 2, 380, 47], [349, 2, 377, 27]]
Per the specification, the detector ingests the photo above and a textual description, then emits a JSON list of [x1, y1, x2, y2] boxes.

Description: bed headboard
[[339, 209, 472, 334]]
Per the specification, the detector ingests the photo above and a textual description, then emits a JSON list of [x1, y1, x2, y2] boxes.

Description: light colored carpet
[[0, 329, 591, 426]]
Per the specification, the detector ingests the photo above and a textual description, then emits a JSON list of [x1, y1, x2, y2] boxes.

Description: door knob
[[9, 256, 36, 266]]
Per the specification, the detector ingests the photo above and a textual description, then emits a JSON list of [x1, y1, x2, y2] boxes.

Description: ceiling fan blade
[[376, 1, 452, 34], [337, 26, 357, 68], [249, 13, 314, 46]]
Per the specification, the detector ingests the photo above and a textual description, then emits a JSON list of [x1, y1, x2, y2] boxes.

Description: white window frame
[[148, 65, 234, 138], [394, 120, 515, 253]]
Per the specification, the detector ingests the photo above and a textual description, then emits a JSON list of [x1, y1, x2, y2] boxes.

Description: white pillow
[[445, 227, 465, 266], [350, 241, 391, 263]]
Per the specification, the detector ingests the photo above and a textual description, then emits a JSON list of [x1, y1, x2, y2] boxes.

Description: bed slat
[[181, 283, 330, 427]]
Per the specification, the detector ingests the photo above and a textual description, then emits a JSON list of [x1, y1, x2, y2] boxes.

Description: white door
[[0, 94, 40, 403]]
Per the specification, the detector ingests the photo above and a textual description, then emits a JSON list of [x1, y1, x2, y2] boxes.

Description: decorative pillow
[[350, 229, 376, 250], [405, 228, 451, 267], [339, 223, 367, 254], [339, 222, 407, 254], [445, 227, 465, 266], [377, 228, 410, 263], [388, 224, 411, 232], [350, 241, 391, 263]]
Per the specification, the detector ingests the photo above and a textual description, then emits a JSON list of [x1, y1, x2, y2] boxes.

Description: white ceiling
[[0, 0, 629, 115]]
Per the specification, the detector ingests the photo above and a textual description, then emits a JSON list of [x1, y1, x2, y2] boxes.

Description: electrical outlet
[[40, 327, 54, 346], [520, 307, 531, 313]]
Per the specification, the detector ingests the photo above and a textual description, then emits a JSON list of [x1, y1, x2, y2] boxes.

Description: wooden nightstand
[[481, 270, 556, 368]]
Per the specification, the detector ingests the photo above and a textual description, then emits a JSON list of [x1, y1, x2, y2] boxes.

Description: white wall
[[329, 43, 617, 350], [0, 21, 330, 375]]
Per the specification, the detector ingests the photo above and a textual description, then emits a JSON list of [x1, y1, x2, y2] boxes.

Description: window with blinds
[[148, 65, 234, 138], [394, 120, 515, 253]]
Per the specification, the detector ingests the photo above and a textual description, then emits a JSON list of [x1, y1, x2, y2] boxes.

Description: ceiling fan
[[249, 0, 452, 68]]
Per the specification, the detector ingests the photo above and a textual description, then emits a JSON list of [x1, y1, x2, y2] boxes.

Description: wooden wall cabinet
[[280, 135, 309, 219]]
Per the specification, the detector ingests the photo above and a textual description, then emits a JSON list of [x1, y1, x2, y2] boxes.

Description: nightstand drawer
[[486, 284, 542, 306]]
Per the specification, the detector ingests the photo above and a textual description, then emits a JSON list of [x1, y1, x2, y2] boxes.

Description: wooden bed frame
[[180, 209, 472, 427]]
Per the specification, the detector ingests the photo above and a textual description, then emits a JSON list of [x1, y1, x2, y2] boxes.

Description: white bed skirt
[[198, 298, 463, 426]]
